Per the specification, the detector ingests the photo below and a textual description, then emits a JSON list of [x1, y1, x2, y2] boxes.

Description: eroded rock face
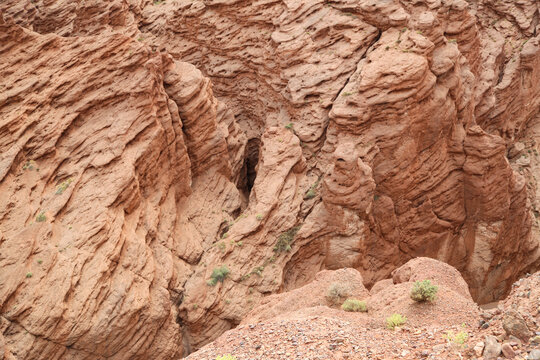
[[0, 18, 243, 359], [0, 0, 540, 358]]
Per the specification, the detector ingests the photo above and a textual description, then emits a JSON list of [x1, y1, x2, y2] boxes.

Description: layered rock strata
[[0, 0, 539, 357]]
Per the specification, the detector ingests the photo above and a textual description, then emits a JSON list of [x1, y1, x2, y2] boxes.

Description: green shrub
[[304, 189, 316, 199], [216, 355, 237, 360], [36, 212, 46, 222], [207, 265, 230, 286], [55, 178, 72, 195], [251, 266, 264, 277], [285, 122, 293, 130], [273, 226, 300, 253], [443, 330, 468, 346], [22, 160, 36, 171], [256, 214, 263, 220], [410, 280, 438, 302], [326, 282, 351, 304], [217, 242, 226, 252], [386, 313, 406, 330], [341, 299, 367, 312], [304, 178, 321, 200], [26, 272, 33, 278]]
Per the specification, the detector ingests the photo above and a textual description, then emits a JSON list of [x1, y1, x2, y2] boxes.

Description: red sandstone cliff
[[0, 0, 539, 358]]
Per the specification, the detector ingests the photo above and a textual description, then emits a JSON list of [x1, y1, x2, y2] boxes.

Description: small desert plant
[[341, 299, 367, 312], [304, 178, 321, 200], [215, 355, 237, 360], [207, 265, 230, 286], [55, 178, 72, 195], [410, 280, 438, 302], [36, 212, 46, 222], [26, 272, 33, 278], [326, 282, 351, 304], [304, 188, 316, 199], [217, 242, 226, 252], [285, 122, 293, 130], [37, 259, 43, 264], [251, 266, 264, 277], [386, 313, 406, 330], [22, 160, 36, 171], [273, 225, 301, 253], [256, 214, 263, 220], [443, 330, 468, 346]]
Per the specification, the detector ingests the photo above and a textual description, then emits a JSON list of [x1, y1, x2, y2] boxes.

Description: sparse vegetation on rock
[[326, 282, 351, 304], [36, 212, 46, 222], [341, 299, 367, 312], [215, 355, 237, 360], [22, 160, 37, 171], [410, 280, 438, 302], [55, 178, 72, 195], [386, 313, 406, 330], [273, 225, 300, 253], [207, 265, 230, 286], [443, 330, 468, 346], [304, 178, 320, 200]]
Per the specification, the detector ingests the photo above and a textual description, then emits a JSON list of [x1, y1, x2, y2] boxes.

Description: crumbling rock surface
[[0, 0, 540, 358], [187, 258, 481, 360], [0, 17, 243, 359], [466, 271, 540, 359], [241, 268, 369, 324]]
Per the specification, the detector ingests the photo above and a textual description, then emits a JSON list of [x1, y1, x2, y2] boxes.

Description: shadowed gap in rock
[[238, 138, 260, 205]]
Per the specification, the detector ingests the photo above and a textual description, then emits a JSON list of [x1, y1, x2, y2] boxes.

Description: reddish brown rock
[[391, 257, 473, 301], [242, 268, 368, 324], [502, 342, 516, 359], [502, 310, 532, 343], [0, 18, 243, 359], [0, 0, 539, 357], [186, 258, 481, 360], [369, 258, 479, 328]]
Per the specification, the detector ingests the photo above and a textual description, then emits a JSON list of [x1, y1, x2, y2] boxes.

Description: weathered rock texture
[[186, 258, 481, 360], [0, 0, 539, 358], [0, 15, 244, 359]]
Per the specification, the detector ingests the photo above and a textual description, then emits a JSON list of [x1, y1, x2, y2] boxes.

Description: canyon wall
[[0, 0, 539, 357]]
